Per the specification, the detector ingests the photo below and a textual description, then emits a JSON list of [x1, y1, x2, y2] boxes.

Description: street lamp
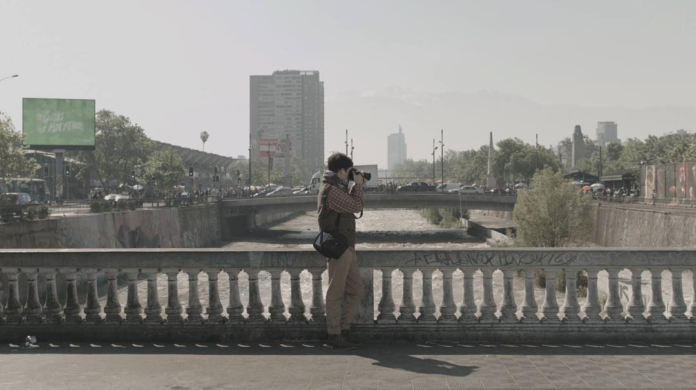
[[431, 139, 438, 185], [0, 74, 19, 83], [439, 129, 444, 193]]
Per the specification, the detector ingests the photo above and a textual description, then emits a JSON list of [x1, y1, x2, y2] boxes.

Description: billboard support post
[[54, 150, 64, 203]]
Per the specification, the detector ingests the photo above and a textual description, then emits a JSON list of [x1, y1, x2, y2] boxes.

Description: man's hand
[[353, 172, 365, 186]]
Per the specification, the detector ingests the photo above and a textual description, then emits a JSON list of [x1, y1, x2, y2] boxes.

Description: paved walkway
[[2, 341, 696, 389]]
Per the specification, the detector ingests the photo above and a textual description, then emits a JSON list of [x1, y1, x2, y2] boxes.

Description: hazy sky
[[1, 0, 695, 167]]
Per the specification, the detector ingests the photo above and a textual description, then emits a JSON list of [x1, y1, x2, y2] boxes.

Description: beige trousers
[[326, 248, 364, 335]]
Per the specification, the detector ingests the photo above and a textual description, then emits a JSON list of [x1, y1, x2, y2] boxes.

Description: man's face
[[336, 167, 350, 182]]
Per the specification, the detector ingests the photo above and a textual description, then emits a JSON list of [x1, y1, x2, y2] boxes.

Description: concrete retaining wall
[[0, 205, 222, 249], [593, 204, 696, 247]]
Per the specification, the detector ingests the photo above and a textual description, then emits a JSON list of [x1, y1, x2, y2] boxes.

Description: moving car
[[437, 182, 461, 192], [396, 182, 437, 192], [0, 193, 36, 222], [457, 186, 484, 195], [265, 187, 294, 197]]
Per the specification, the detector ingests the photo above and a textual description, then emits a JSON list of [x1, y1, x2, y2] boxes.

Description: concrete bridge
[[221, 193, 517, 217], [1, 248, 695, 344]]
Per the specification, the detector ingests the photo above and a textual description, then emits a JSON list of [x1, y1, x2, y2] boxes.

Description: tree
[[200, 131, 209, 151], [0, 112, 40, 178], [513, 168, 594, 247], [76, 110, 153, 187], [143, 149, 185, 189], [492, 138, 560, 185]]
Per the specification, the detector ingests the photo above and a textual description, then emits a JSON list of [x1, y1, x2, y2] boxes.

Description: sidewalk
[[2, 341, 695, 389]]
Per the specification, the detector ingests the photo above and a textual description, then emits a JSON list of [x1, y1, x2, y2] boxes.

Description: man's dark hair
[[327, 152, 353, 173]]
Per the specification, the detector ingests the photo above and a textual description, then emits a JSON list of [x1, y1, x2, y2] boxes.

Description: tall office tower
[[387, 125, 408, 170], [596, 121, 620, 147], [572, 125, 585, 168], [250, 70, 324, 172]]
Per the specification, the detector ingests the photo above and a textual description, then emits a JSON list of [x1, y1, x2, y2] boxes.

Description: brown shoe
[[325, 334, 357, 350], [341, 330, 362, 345]]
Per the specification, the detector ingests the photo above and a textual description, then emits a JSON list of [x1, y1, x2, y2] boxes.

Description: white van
[[437, 182, 461, 193]]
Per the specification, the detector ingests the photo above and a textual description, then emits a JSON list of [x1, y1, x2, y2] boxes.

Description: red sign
[[259, 139, 278, 158]]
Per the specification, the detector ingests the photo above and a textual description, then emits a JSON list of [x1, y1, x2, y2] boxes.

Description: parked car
[[114, 194, 132, 202], [104, 194, 119, 201], [0, 193, 35, 222], [396, 182, 437, 192], [457, 186, 484, 195], [266, 187, 294, 197]]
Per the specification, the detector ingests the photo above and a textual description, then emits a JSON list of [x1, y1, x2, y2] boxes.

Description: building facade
[[387, 125, 408, 170], [596, 121, 620, 148], [250, 70, 324, 173]]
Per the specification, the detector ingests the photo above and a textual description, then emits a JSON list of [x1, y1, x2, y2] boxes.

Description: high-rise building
[[387, 125, 407, 170], [596, 121, 620, 147], [250, 70, 324, 172]]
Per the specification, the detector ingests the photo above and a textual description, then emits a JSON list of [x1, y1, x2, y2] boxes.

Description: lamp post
[[350, 138, 354, 160], [439, 129, 444, 194], [345, 129, 349, 155], [248, 131, 252, 189], [0, 74, 18, 83], [431, 139, 438, 185]]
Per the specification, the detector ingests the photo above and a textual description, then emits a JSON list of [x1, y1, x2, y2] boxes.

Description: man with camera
[[317, 152, 367, 349]]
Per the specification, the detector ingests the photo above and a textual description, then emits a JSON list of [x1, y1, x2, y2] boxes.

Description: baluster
[[164, 269, 183, 324], [647, 268, 667, 322], [63, 270, 83, 324], [398, 269, 417, 323], [225, 268, 244, 324], [418, 268, 437, 323], [246, 270, 266, 323], [186, 270, 204, 324], [626, 268, 646, 321], [690, 270, 696, 320], [310, 269, 326, 323], [22, 269, 43, 324], [288, 269, 306, 323], [440, 268, 457, 323], [124, 269, 142, 324], [268, 269, 286, 323], [83, 269, 103, 324], [377, 268, 397, 324], [669, 268, 687, 322], [41, 269, 63, 324], [582, 268, 602, 322], [205, 269, 224, 324], [521, 269, 538, 322], [356, 268, 374, 324], [143, 269, 163, 324], [603, 268, 623, 321], [4, 270, 22, 324], [499, 269, 517, 322], [541, 268, 559, 322], [104, 269, 123, 324], [459, 269, 477, 323], [0, 271, 3, 323], [561, 269, 581, 322], [478, 268, 497, 322]]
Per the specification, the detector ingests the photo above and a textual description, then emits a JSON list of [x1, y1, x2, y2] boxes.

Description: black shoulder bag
[[313, 186, 349, 259]]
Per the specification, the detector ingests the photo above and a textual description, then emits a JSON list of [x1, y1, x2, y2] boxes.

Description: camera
[[348, 168, 371, 182]]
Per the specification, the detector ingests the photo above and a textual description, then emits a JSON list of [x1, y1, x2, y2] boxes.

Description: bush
[[90, 200, 113, 213], [26, 207, 38, 220], [421, 208, 467, 228], [37, 205, 50, 219]]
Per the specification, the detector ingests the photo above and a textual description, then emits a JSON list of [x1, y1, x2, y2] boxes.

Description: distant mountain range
[[325, 87, 696, 167]]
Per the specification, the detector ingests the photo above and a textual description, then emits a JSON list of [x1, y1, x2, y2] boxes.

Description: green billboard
[[23, 98, 96, 150]]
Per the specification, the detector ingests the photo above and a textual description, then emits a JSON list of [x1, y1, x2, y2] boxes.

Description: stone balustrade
[[1, 248, 696, 343]]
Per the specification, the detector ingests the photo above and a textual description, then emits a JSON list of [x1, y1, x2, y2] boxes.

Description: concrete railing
[[0, 248, 695, 343]]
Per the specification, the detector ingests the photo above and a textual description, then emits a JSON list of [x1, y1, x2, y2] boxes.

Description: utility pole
[[535, 133, 539, 172], [248, 131, 253, 187], [431, 139, 438, 185], [598, 146, 603, 179], [345, 129, 349, 155], [439, 129, 444, 193], [267, 140, 272, 187], [350, 138, 354, 160]]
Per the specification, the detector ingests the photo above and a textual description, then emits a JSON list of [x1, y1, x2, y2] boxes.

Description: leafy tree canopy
[[513, 168, 594, 247], [0, 112, 40, 178]]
